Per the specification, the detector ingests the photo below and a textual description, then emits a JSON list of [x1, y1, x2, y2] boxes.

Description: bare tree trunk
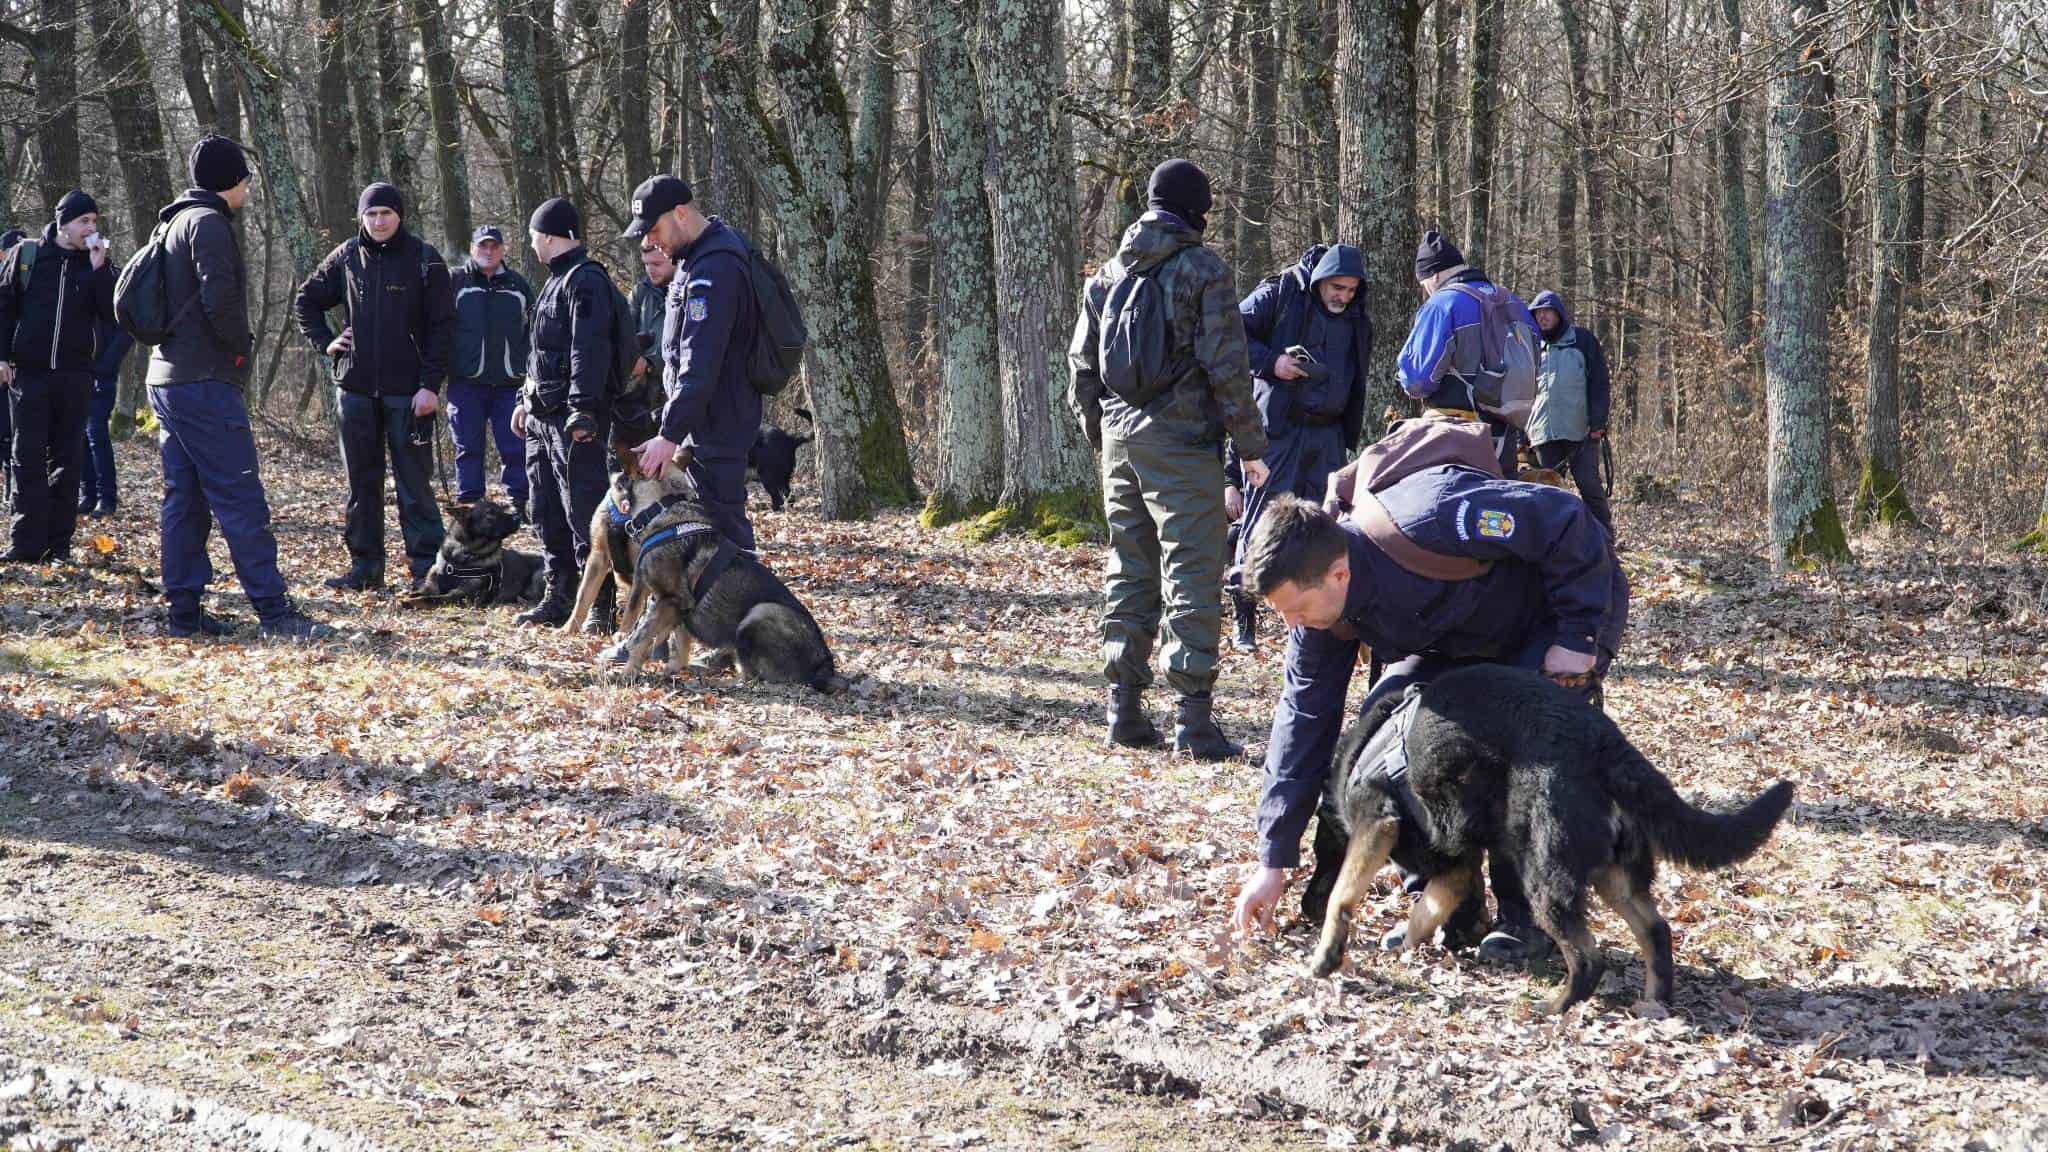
[[920, 0, 1003, 520], [1764, 0, 1849, 567], [617, 0, 656, 183], [313, 0, 359, 246], [1461, 0, 1502, 264], [982, 0, 1098, 520], [664, 0, 702, 177], [413, 0, 472, 252], [705, 0, 760, 237], [1556, 127, 1579, 298], [1335, 0, 1419, 443], [1430, 0, 1457, 228], [494, 0, 550, 273], [1293, 0, 1337, 237], [693, 0, 917, 519], [1239, 0, 1279, 273], [192, 0, 323, 280], [850, 0, 898, 241], [377, 16, 418, 195], [347, 5, 383, 187], [1715, 0, 1756, 395], [19, 0, 82, 216], [533, 1, 582, 204], [1118, 0, 1172, 231], [1855, 0, 1914, 526], [1558, 0, 1612, 344], [178, 4, 221, 135], [1895, 0, 1929, 411], [83, 0, 174, 433], [905, 27, 935, 369]]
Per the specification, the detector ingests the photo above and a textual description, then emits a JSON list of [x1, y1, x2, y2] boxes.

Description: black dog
[[1311, 664, 1793, 1014], [747, 407, 812, 511], [408, 498, 545, 606]]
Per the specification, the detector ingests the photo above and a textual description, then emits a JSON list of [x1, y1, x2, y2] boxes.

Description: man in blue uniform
[[1397, 231, 1538, 476], [1228, 448, 1627, 960], [620, 174, 761, 554], [1228, 243, 1373, 650]]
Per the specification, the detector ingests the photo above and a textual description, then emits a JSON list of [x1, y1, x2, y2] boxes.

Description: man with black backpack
[[293, 182, 454, 592], [1226, 243, 1374, 651], [622, 174, 780, 555], [1398, 231, 1539, 476], [1068, 158, 1271, 761], [510, 197, 621, 630], [135, 135, 331, 639], [1227, 415, 1627, 962]]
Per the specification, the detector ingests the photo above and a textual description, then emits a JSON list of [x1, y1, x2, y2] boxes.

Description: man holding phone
[[0, 189, 115, 563], [1227, 243, 1373, 650]]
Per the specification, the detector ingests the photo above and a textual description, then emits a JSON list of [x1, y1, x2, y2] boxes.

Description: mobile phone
[[1284, 344, 1318, 365]]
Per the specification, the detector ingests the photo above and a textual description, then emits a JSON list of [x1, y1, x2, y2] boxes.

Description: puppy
[[409, 498, 545, 606], [747, 407, 813, 511], [1311, 664, 1793, 1014]]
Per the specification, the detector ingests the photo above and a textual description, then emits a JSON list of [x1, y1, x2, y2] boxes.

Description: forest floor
[[0, 432, 2043, 1152]]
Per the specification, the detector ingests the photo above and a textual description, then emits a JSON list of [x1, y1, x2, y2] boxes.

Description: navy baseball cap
[[472, 225, 505, 244], [621, 175, 693, 238]]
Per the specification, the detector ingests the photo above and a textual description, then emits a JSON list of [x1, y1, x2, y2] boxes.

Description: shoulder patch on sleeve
[[1476, 508, 1516, 540], [688, 296, 708, 323]]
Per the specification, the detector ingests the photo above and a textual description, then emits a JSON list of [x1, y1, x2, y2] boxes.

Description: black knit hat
[[1146, 159, 1212, 234], [358, 182, 403, 217], [1414, 230, 1466, 281], [189, 135, 251, 193], [55, 189, 98, 228], [528, 197, 582, 241]]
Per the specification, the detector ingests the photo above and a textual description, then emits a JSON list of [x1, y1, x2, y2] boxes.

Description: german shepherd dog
[[407, 498, 545, 606], [748, 407, 813, 511], [565, 468, 844, 690], [1311, 664, 1793, 1014]]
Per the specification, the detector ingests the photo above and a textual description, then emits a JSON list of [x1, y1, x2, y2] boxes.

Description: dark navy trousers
[[148, 379, 290, 618]]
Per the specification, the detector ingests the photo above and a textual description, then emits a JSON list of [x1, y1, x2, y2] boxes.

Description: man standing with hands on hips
[[293, 182, 454, 592]]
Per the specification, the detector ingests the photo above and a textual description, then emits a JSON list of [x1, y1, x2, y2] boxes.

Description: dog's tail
[[1604, 743, 1794, 870]]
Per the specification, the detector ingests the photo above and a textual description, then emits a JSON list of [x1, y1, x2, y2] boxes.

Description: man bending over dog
[[1229, 414, 1627, 963]]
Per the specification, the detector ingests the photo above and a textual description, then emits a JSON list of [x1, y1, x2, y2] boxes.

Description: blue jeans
[[148, 379, 290, 618], [78, 375, 118, 512], [446, 379, 528, 504]]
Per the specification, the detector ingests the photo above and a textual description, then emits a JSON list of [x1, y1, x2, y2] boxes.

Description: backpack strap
[[12, 240, 37, 295], [1353, 489, 1493, 582]]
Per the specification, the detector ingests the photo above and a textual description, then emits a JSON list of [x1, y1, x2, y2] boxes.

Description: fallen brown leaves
[[0, 439, 2043, 1149]]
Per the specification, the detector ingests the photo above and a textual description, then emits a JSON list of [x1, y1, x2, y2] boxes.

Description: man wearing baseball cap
[[621, 174, 761, 553], [447, 224, 534, 517]]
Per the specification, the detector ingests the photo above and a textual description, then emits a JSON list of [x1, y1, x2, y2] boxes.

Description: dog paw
[[1308, 948, 1345, 978]]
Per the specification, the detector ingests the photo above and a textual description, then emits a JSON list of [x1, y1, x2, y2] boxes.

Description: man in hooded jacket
[[1225, 243, 1374, 650], [1069, 158, 1271, 760], [1526, 289, 1613, 530]]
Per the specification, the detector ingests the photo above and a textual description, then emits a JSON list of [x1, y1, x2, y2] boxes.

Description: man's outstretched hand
[[1232, 865, 1289, 938]]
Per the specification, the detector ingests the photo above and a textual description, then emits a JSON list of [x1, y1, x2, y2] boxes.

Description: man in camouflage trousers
[[1068, 159, 1271, 760]]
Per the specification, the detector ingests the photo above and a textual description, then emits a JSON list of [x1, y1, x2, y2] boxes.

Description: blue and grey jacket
[[658, 217, 761, 461], [1525, 289, 1611, 446], [1254, 464, 1628, 867], [1238, 244, 1373, 451], [450, 261, 532, 388], [1396, 269, 1538, 410]]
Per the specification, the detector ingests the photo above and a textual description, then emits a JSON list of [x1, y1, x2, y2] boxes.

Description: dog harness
[[438, 557, 503, 603], [1361, 685, 1425, 785], [604, 491, 739, 603]]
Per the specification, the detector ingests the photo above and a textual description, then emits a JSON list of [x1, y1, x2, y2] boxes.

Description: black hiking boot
[[1172, 693, 1242, 762], [324, 563, 385, 592], [582, 581, 617, 636], [1106, 684, 1161, 749], [515, 583, 572, 628], [1231, 593, 1258, 652]]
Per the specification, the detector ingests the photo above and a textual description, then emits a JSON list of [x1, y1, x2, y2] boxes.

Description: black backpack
[[570, 259, 641, 401], [1096, 247, 1190, 408], [114, 208, 202, 346], [731, 234, 806, 396]]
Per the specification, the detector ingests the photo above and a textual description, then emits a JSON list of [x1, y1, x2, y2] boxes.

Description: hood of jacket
[[1111, 211, 1202, 276], [1531, 289, 1572, 339]]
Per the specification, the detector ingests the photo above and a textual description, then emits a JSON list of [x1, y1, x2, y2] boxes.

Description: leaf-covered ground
[[1, 435, 2043, 1151]]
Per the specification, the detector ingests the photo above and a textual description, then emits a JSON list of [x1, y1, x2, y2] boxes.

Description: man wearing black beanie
[[294, 181, 454, 592], [0, 188, 114, 563], [1396, 229, 1542, 475], [1067, 158, 1270, 760], [509, 197, 618, 630]]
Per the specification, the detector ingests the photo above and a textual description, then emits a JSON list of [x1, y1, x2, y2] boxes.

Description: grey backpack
[[1446, 282, 1537, 428]]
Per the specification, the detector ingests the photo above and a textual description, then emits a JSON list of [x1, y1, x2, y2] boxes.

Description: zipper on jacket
[[50, 253, 66, 371]]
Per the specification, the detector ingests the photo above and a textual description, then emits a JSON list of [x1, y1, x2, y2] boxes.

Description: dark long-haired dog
[[1311, 664, 1793, 1014], [748, 407, 812, 511], [408, 498, 545, 606]]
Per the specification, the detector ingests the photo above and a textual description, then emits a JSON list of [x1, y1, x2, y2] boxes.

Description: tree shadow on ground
[[1613, 660, 2047, 721]]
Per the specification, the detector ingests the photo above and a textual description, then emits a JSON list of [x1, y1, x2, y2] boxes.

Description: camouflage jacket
[[1067, 212, 1268, 459]]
